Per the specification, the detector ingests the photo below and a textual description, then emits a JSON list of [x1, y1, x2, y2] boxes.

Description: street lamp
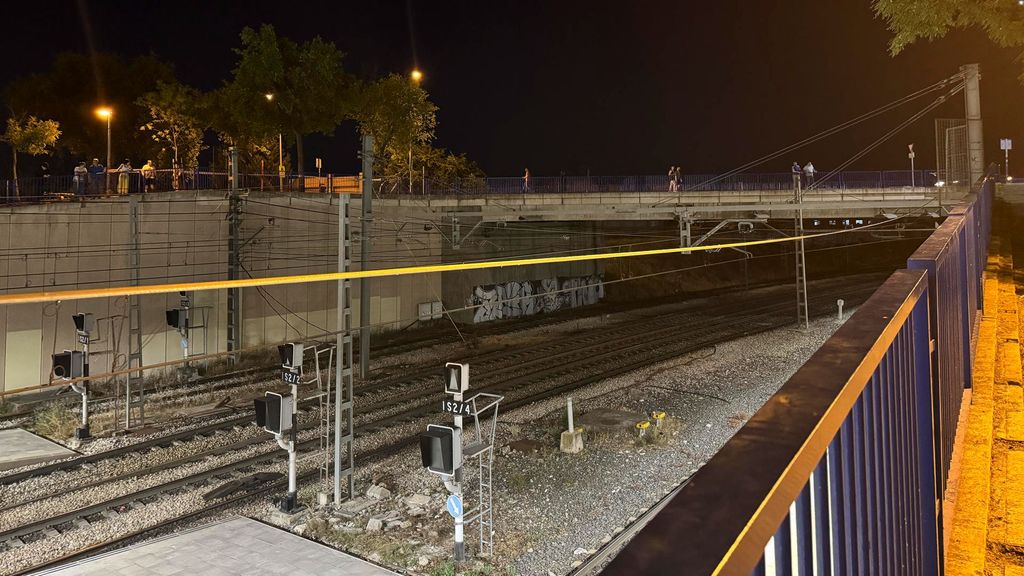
[[908, 143, 915, 188], [408, 70, 423, 193], [265, 93, 284, 191], [95, 107, 113, 194]]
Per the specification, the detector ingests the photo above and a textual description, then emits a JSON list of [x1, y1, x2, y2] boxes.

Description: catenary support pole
[[360, 135, 374, 379], [227, 147, 241, 363], [962, 63, 984, 185], [335, 192, 355, 506]]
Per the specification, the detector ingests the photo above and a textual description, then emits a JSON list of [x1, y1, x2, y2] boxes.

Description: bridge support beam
[[962, 63, 984, 186]]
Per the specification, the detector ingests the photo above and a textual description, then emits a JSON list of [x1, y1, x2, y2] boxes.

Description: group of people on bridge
[[792, 161, 817, 186]]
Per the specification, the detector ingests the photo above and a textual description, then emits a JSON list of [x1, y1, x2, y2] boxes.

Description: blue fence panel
[[601, 270, 939, 575], [601, 168, 995, 575]]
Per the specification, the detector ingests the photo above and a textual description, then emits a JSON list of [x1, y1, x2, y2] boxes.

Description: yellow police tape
[[0, 224, 879, 305]]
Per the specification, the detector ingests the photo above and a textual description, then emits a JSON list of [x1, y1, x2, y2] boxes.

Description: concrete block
[[405, 494, 431, 508], [366, 518, 383, 532], [560, 430, 584, 454], [366, 484, 391, 499]]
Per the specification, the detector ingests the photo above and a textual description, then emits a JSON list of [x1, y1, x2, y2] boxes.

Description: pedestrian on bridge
[[87, 158, 105, 195], [116, 159, 132, 195], [73, 162, 88, 196], [668, 166, 679, 192], [803, 162, 816, 187], [142, 160, 156, 192], [523, 168, 530, 192]]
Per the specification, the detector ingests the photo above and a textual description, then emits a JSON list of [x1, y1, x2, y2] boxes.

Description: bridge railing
[[1, 170, 361, 205], [601, 167, 995, 575], [422, 170, 935, 195]]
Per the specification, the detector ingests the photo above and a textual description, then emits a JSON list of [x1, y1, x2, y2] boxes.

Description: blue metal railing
[[601, 167, 996, 575], [3, 168, 934, 200]]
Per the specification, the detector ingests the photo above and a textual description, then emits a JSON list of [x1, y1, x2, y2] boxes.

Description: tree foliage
[[874, 1, 1024, 77], [353, 74, 481, 190], [355, 74, 438, 162], [5, 53, 175, 163], [2, 116, 60, 194], [137, 81, 205, 167], [217, 25, 352, 174]]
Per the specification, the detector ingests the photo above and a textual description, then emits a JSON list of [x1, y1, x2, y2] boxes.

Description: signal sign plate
[[441, 399, 472, 416], [281, 370, 302, 385], [446, 494, 463, 518], [445, 362, 468, 394]]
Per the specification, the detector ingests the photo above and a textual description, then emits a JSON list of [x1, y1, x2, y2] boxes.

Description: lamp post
[[96, 107, 113, 194], [908, 143, 915, 188], [266, 93, 284, 191], [409, 70, 423, 194]]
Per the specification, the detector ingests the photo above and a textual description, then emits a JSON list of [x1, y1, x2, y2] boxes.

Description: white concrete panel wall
[[0, 191, 593, 393]]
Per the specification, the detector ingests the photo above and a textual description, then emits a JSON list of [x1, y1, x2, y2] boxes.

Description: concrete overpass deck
[[378, 186, 959, 222]]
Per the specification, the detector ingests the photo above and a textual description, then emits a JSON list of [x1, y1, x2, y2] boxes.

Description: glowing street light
[[410, 69, 423, 83], [264, 93, 284, 190], [95, 107, 113, 194]]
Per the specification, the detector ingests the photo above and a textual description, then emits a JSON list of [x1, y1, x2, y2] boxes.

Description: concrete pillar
[[962, 63, 984, 185]]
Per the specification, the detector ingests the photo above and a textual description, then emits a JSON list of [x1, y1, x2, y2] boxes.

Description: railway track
[[1, 276, 879, 574], [0, 276, 874, 489]]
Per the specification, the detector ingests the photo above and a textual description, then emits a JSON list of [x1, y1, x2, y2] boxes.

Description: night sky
[[1, 1, 1021, 177]]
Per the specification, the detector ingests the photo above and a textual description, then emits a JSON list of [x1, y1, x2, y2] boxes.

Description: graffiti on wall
[[471, 275, 604, 323]]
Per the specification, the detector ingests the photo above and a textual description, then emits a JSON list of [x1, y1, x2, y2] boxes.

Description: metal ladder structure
[[794, 177, 809, 330], [462, 392, 504, 558], [312, 344, 336, 490], [125, 196, 145, 428]]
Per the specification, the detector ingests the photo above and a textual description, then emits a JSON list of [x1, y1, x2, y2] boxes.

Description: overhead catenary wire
[[0, 216, 918, 305], [651, 71, 965, 206], [3, 232, 919, 396]]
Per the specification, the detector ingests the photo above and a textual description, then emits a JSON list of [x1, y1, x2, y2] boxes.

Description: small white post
[[837, 299, 845, 321], [567, 397, 575, 432]]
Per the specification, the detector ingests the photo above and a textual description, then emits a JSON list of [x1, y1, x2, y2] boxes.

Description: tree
[[5, 53, 176, 166], [137, 81, 205, 168], [220, 25, 352, 181], [873, 1, 1024, 78], [2, 116, 60, 197], [354, 74, 440, 190]]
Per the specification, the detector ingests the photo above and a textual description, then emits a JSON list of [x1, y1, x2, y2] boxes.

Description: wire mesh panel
[[935, 118, 968, 185]]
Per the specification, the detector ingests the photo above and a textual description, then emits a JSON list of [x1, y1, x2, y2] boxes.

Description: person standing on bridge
[[522, 168, 530, 193], [116, 159, 132, 195], [87, 158, 105, 195], [668, 166, 679, 192], [141, 159, 156, 193], [803, 162, 816, 187], [73, 161, 88, 197]]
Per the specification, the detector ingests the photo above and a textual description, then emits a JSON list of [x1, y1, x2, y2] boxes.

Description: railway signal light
[[445, 362, 469, 394], [165, 308, 188, 330], [278, 343, 303, 369], [52, 350, 84, 379], [254, 391, 293, 435], [72, 313, 95, 333], [420, 424, 461, 476]]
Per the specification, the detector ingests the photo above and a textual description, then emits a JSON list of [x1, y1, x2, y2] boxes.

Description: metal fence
[[423, 170, 936, 195], [601, 166, 996, 575], [3, 169, 934, 202], [1, 169, 361, 204]]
